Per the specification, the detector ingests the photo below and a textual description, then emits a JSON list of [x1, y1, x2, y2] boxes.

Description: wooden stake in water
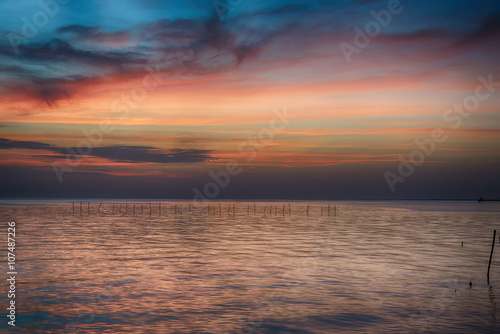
[[159, 202, 161, 215], [488, 229, 496, 284], [80, 201, 82, 215], [72, 201, 75, 215], [288, 204, 291, 215], [254, 204, 256, 216], [334, 205, 337, 217], [87, 202, 90, 214], [180, 204, 183, 215], [328, 205, 330, 217], [264, 206, 267, 214], [307, 205, 309, 216], [112, 204, 114, 215], [174, 205, 177, 215], [98, 202, 102, 213], [149, 202, 152, 215]]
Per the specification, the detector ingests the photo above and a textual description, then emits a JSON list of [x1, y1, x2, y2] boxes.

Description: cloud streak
[[0, 138, 214, 164]]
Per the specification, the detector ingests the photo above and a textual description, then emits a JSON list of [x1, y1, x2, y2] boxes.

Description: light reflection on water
[[1, 202, 500, 333]]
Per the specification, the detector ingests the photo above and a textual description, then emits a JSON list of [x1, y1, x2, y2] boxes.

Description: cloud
[[14, 38, 146, 66], [0, 138, 214, 163], [89, 146, 214, 163], [0, 138, 60, 151], [140, 15, 267, 75], [457, 11, 500, 46], [58, 24, 131, 46], [3, 75, 94, 107]]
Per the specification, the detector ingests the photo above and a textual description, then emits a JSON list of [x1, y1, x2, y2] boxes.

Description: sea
[[1, 199, 500, 333]]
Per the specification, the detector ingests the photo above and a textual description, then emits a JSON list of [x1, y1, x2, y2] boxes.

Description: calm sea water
[[1, 200, 500, 333]]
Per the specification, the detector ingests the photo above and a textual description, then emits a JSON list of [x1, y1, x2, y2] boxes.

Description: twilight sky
[[0, 0, 499, 199]]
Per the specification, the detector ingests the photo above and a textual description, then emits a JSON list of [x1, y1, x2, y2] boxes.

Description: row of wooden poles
[[72, 202, 338, 217]]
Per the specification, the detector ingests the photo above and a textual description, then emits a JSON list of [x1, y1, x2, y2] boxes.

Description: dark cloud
[[0, 37, 148, 107], [457, 11, 500, 46], [0, 138, 60, 152], [141, 16, 266, 75], [14, 38, 146, 66], [58, 24, 101, 36], [58, 24, 131, 45], [4, 75, 93, 107], [90, 146, 214, 163], [0, 14, 271, 106], [0, 138, 214, 164]]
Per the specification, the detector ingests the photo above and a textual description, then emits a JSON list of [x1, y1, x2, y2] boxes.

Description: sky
[[0, 0, 499, 200]]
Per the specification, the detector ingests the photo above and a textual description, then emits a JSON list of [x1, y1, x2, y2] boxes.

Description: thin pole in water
[[254, 204, 256, 216], [334, 205, 337, 217], [288, 204, 291, 215], [488, 229, 496, 284], [112, 204, 114, 215], [328, 205, 330, 217], [149, 202, 152, 215], [72, 201, 75, 215], [87, 202, 90, 214], [159, 202, 161, 215], [80, 201, 82, 215], [307, 205, 309, 216], [98, 202, 102, 214]]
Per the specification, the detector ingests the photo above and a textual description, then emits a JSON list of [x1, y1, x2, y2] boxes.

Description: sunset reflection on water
[[1, 201, 500, 333]]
